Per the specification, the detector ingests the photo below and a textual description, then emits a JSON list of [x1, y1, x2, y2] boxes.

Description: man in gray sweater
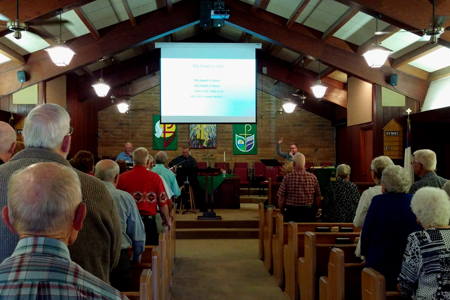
[[0, 104, 121, 283]]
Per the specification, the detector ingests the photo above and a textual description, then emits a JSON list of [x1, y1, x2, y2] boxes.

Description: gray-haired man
[[0, 104, 121, 283]]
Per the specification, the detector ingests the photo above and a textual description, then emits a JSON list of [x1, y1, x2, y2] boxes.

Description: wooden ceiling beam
[[74, 7, 100, 40], [291, 55, 304, 70], [0, 0, 199, 96], [28, 26, 57, 46], [0, 43, 25, 65], [78, 50, 161, 102], [319, 66, 336, 79], [257, 52, 347, 108], [225, 0, 429, 102], [167, 0, 173, 13], [286, 0, 310, 28], [356, 25, 400, 55], [392, 43, 442, 68], [339, 0, 450, 44], [396, 64, 429, 80], [428, 65, 450, 81], [122, 0, 137, 27], [96, 72, 161, 111], [239, 32, 252, 43], [251, 0, 261, 14], [322, 7, 357, 41], [0, 0, 96, 37], [81, 66, 95, 77]]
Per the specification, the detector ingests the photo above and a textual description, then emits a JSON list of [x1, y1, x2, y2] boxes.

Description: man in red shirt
[[117, 147, 171, 245], [277, 152, 321, 222]]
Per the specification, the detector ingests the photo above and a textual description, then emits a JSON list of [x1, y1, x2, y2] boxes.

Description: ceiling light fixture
[[311, 60, 327, 99], [46, 11, 75, 66], [92, 62, 110, 97], [363, 15, 391, 68], [117, 102, 129, 113], [282, 100, 297, 113]]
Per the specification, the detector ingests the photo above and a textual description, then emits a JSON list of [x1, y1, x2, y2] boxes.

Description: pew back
[[263, 207, 280, 272], [361, 268, 403, 300], [298, 232, 360, 300], [258, 203, 265, 260], [124, 269, 153, 300]]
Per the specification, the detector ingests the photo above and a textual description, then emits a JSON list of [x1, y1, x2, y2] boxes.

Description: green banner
[[233, 124, 257, 155], [153, 115, 177, 150]]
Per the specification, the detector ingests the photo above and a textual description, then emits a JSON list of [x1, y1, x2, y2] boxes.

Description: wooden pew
[[258, 203, 265, 260], [124, 269, 153, 300], [263, 206, 280, 272], [128, 247, 160, 300], [297, 232, 360, 300], [361, 268, 403, 300], [273, 220, 360, 290], [319, 247, 364, 300]]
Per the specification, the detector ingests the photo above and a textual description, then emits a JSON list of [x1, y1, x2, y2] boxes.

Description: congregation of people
[[0, 103, 449, 299], [0, 103, 186, 299], [276, 142, 450, 299]]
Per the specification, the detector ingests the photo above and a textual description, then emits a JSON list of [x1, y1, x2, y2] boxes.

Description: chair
[[321, 161, 333, 166], [197, 162, 207, 169], [215, 162, 230, 174], [234, 162, 248, 170], [254, 162, 266, 195], [234, 167, 250, 195], [305, 162, 313, 170], [260, 166, 281, 193]]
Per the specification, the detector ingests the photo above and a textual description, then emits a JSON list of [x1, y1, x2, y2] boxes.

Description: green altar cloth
[[198, 174, 235, 195], [313, 167, 336, 195]]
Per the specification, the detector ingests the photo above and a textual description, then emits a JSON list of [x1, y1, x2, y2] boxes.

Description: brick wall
[[98, 86, 336, 167]]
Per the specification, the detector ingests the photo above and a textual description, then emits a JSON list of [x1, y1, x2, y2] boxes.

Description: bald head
[[95, 159, 120, 184], [293, 153, 306, 170], [5, 162, 82, 239], [0, 121, 16, 162]]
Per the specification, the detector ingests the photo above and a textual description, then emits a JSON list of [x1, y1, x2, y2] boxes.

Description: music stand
[[176, 167, 198, 214], [197, 168, 222, 220], [260, 159, 282, 178]]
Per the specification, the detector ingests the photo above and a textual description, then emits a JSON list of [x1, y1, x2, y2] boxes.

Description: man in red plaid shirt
[[277, 153, 321, 222]]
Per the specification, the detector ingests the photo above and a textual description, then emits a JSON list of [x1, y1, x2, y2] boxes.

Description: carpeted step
[[240, 196, 267, 204], [177, 220, 258, 229], [176, 228, 259, 239]]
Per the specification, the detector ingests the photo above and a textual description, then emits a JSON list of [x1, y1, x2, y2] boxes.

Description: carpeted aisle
[[170, 239, 286, 300]]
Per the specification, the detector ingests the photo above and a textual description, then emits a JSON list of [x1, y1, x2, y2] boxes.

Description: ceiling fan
[[0, 0, 68, 39], [375, 0, 450, 44]]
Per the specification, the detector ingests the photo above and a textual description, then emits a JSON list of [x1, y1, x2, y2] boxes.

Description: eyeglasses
[[74, 197, 87, 221], [67, 126, 74, 136]]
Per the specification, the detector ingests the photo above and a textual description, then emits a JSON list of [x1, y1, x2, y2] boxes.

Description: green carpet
[[171, 239, 286, 300]]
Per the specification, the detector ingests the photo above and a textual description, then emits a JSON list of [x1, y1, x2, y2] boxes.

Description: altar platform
[[176, 203, 260, 239]]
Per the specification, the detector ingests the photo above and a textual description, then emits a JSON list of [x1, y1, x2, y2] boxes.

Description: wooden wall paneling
[[66, 74, 99, 158]]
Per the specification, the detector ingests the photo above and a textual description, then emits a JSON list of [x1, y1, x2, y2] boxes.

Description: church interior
[[1, 0, 450, 299]]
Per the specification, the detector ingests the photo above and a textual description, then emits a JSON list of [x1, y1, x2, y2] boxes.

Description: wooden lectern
[[197, 168, 222, 220]]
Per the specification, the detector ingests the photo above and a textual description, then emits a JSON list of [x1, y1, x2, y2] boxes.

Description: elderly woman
[[72, 150, 95, 176], [322, 164, 360, 222], [398, 187, 450, 299], [354, 156, 394, 228], [361, 165, 423, 290]]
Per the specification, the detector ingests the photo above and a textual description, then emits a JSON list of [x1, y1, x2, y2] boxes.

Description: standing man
[[0, 121, 16, 165], [409, 149, 448, 194], [95, 159, 146, 291], [277, 137, 298, 161], [116, 142, 133, 163], [0, 162, 127, 299], [153, 151, 181, 198], [0, 104, 122, 283], [168, 147, 197, 168], [277, 153, 321, 222], [117, 147, 172, 245]]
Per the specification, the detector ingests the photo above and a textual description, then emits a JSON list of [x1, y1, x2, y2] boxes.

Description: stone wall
[[98, 85, 335, 168]]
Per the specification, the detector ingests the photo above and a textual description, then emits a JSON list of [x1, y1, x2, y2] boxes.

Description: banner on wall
[[153, 115, 177, 150], [233, 124, 257, 155]]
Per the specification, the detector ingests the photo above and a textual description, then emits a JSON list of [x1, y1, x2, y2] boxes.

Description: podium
[[260, 159, 282, 180], [197, 168, 222, 220]]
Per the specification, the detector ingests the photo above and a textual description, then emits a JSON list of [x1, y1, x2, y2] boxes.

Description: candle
[[224, 151, 226, 162]]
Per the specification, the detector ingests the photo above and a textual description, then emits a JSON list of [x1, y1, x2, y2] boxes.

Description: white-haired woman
[[322, 164, 360, 222], [361, 165, 423, 290], [398, 187, 450, 299]]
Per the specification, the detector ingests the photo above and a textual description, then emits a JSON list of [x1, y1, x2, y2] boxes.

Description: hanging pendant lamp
[[46, 11, 75, 66], [311, 60, 327, 99], [363, 15, 391, 68], [92, 64, 110, 97]]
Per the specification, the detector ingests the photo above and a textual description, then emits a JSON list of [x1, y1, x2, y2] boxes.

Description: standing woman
[[361, 165, 423, 290], [398, 187, 450, 299]]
